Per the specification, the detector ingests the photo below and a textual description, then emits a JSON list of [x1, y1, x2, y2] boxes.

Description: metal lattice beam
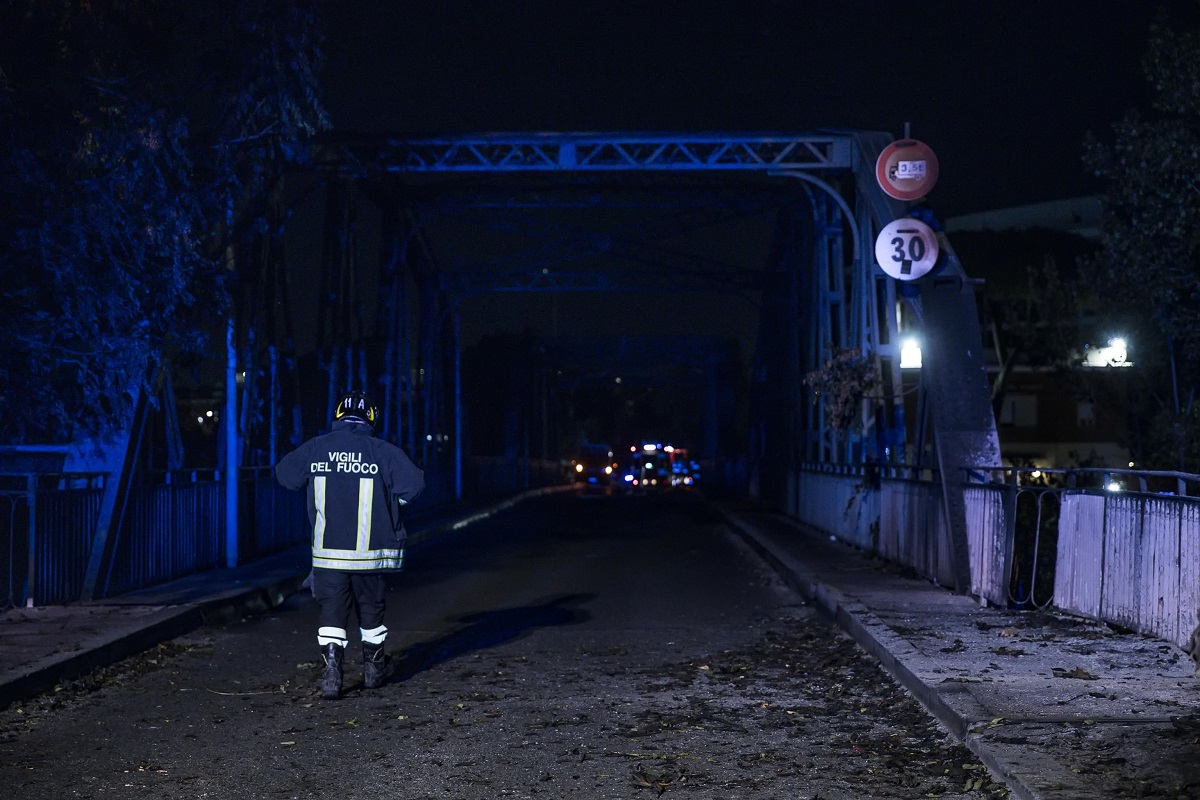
[[319, 132, 854, 175], [443, 266, 761, 295]]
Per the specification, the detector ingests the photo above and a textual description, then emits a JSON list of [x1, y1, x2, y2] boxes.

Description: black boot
[[319, 642, 344, 700], [362, 641, 394, 689]]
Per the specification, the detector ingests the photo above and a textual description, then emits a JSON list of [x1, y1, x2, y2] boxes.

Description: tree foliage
[[1083, 11, 1200, 470], [0, 1, 328, 445], [803, 347, 877, 433]]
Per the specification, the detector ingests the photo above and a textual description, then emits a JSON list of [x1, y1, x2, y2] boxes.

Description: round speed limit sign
[[874, 218, 940, 281]]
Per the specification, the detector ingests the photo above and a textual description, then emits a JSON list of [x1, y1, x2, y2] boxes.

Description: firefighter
[[275, 390, 425, 700]]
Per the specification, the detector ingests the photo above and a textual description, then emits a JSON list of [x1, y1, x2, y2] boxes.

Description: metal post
[[268, 343, 278, 538], [454, 309, 463, 499], [1001, 466, 1019, 606], [224, 315, 239, 568], [268, 345, 278, 465], [80, 382, 151, 602], [25, 474, 36, 607]]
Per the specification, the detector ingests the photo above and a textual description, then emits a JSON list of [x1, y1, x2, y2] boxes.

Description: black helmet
[[334, 391, 378, 427]]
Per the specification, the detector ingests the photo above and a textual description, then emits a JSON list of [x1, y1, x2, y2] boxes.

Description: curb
[[192, 572, 312, 626], [0, 569, 311, 710], [0, 604, 203, 710], [718, 507, 1042, 800]]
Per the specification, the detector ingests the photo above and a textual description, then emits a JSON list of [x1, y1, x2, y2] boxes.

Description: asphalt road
[[0, 491, 1008, 799]]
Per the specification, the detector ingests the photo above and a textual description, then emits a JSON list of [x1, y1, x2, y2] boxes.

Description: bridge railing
[[0, 456, 565, 609], [1, 473, 105, 609], [104, 468, 311, 598], [787, 464, 1200, 650]]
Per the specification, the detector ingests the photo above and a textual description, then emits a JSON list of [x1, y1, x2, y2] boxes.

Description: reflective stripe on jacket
[[275, 420, 425, 572]]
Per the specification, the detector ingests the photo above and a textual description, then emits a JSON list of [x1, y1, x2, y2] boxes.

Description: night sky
[[306, 1, 1200, 386], [321, 1, 1198, 217]]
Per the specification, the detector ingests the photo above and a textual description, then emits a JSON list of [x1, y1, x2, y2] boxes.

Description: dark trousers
[[312, 569, 387, 634]]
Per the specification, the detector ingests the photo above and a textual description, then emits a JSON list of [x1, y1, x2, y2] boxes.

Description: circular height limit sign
[[874, 218, 939, 281]]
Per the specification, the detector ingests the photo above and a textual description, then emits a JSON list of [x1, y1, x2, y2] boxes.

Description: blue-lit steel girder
[[440, 233, 766, 292], [424, 189, 768, 261], [412, 189, 774, 210], [435, 192, 779, 273], [442, 266, 761, 295], [319, 132, 854, 175]]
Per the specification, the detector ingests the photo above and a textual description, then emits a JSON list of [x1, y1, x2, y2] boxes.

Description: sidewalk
[[3, 493, 1200, 799], [720, 503, 1200, 800]]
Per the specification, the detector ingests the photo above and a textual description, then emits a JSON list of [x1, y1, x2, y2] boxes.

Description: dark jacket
[[275, 420, 425, 571]]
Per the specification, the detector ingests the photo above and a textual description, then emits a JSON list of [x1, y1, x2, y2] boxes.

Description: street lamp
[[900, 337, 922, 369], [1083, 337, 1131, 368]]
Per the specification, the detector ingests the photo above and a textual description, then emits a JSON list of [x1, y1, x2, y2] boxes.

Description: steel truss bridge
[[83, 131, 998, 598]]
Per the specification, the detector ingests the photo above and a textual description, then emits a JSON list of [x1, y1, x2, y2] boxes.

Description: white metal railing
[[790, 465, 1200, 650]]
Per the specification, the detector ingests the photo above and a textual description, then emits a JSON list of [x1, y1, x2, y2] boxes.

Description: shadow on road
[[393, 593, 594, 681]]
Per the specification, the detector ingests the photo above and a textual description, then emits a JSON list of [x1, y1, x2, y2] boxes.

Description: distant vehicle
[[666, 446, 700, 487], [619, 442, 672, 492], [618, 442, 700, 492], [571, 442, 616, 493]]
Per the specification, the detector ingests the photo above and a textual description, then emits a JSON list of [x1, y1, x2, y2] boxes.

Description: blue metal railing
[[1, 473, 104, 608], [0, 456, 564, 608], [105, 472, 229, 598]]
